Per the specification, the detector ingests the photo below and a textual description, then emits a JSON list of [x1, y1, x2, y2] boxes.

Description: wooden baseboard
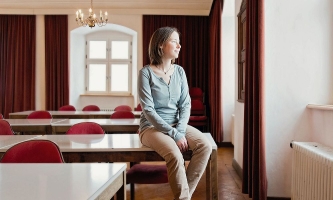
[[217, 142, 234, 147], [267, 197, 291, 200], [232, 158, 243, 179]]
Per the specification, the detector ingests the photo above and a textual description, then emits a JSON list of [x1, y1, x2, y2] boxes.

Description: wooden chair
[[134, 104, 142, 111], [27, 110, 52, 119], [59, 105, 76, 111], [82, 105, 100, 111], [0, 120, 15, 135], [0, 140, 64, 163], [66, 122, 105, 134], [114, 105, 132, 112], [110, 111, 135, 119], [188, 100, 208, 131], [126, 164, 168, 200], [189, 87, 204, 102]]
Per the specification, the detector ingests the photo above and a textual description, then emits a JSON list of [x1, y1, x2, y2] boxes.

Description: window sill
[[307, 104, 333, 111], [80, 94, 133, 97]]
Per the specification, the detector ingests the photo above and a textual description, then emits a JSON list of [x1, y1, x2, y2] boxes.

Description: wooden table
[[0, 163, 127, 200], [0, 135, 42, 149], [51, 118, 140, 134], [5, 119, 67, 135], [9, 110, 142, 119], [31, 133, 218, 199]]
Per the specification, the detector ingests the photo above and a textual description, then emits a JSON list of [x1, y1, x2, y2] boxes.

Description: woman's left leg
[[185, 125, 212, 197]]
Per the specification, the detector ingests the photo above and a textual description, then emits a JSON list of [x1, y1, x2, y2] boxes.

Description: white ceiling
[[0, 0, 214, 16]]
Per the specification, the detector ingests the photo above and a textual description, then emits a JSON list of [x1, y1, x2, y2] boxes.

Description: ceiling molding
[[0, 0, 213, 16], [0, 8, 210, 16]]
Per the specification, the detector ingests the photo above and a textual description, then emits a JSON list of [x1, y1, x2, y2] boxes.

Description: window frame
[[237, 0, 246, 102], [85, 32, 132, 95]]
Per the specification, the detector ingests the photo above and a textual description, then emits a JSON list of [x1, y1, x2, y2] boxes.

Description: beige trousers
[[139, 125, 212, 200]]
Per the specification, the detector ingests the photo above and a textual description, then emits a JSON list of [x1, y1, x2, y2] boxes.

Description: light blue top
[[138, 64, 191, 142]]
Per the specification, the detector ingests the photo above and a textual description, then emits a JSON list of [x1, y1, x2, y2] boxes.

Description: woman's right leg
[[140, 127, 190, 200]]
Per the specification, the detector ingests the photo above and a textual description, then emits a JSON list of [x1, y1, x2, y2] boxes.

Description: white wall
[[265, 0, 333, 197], [221, 0, 236, 142]]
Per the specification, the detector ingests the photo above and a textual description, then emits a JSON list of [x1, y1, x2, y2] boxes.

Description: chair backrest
[[82, 105, 100, 111], [0, 113, 3, 119], [114, 105, 132, 112], [134, 104, 142, 111], [190, 100, 205, 116], [0, 120, 15, 135], [27, 111, 52, 119], [0, 140, 64, 163], [66, 122, 105, 134], [189, 87, 204, 102], [110, 111, 135, 119], [59, 105, 76, 111]]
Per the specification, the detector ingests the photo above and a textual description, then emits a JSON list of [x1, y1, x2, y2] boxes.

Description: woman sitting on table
[[137, 26, 212, 200]]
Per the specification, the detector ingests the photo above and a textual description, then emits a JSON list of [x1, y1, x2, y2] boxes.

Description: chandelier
[[76, 0, 108, 28]]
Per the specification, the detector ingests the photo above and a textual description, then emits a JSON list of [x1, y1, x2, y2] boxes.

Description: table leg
[[115, 170, 126, 200], [211, 149, 218, 200], [206, 156, 211, 200]]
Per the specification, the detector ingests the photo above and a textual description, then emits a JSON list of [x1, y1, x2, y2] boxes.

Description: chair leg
[[130, 183, 135, 200]]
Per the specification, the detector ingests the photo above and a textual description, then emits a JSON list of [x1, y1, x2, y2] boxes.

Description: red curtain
[[44, 15, 69, 110], [208, 0, 223, 143], [0, 15, 36, 118], [142, 16, 209, 91], [142, 12, 223, 142], [242, 0, 267, 199]]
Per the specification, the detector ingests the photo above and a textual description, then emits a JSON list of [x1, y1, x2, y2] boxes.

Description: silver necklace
[[158, 64, 172, 74]]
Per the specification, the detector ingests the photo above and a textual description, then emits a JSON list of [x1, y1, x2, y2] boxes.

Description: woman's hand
[[176, 137, 189, 152]]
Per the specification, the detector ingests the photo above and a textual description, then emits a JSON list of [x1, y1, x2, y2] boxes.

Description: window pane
[[89, 64, 106, 91], [111, 64, 128, 91], [89, 41, 106, 59], [111, 41, 128, 59]]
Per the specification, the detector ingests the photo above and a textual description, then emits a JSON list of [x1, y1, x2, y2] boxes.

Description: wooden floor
[[125, 147, 252, 200]]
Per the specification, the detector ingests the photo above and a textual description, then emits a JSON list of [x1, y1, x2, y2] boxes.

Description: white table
[[0, 163, 127, 200], [51, 118, 140, 134], [42, 133, 218, 199], [0, 135, 42, 149], [0, 133, 218, 199], [9, 110, 142, 119], [5, 119, 67, 134]]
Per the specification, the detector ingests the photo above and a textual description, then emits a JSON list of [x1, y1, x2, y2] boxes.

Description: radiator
[[291, 141, 333, 200], [100, 108, 114, 112]]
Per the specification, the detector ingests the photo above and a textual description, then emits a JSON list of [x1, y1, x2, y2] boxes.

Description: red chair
[[0, 120, 15, 135], [59, 105, 76, 111], [0, 113, 3, 119], [82, 105, 100, 111], [188, 100, 208, 131], [110, 111, 135, 119], [66, 122, 105, 134], [114, 105, 132, 112], [27, 111, 52, 119], [127, 164, 168, 200], [189, 87, 204, 102], [0, 140, 64, 163], [134, 104, 142, 111]]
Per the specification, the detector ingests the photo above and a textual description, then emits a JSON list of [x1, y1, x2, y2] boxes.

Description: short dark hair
[[148, 27, 180, 65]]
